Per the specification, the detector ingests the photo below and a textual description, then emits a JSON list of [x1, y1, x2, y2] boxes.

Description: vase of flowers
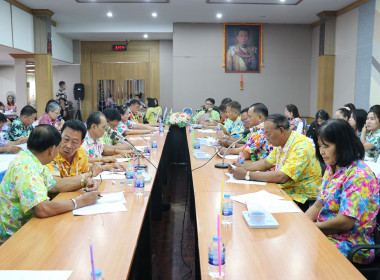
[[165, 112, 191, 128]]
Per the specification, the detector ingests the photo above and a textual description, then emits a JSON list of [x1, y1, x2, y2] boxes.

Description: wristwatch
[[245, 171, 250, 181]]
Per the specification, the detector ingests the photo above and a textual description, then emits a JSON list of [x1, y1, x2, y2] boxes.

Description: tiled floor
[[152, 165, 197, 280]]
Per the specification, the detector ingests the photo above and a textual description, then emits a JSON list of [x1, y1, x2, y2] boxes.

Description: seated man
[[229, 114, 321, 210], [126, 101, 158, 131], [221, 101, 244, 138], [191, 98, 220, 124], [82, 111, 128, 166], [4, 105, 36, 141], [47, 120, 103, 191], [220, 103, 273, 161], [0, 113, 27, 154], [0, 125, 99, 244]]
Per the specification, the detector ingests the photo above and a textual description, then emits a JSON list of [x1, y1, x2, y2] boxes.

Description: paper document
[[231, 190, 284, 204], [15, 143, 27, 150], [97, 192, 126, 204], [116, 157, 130, 163], [198, 129, 215, 133], [0, 270, 72, 280], [217, 151, 238, 160], [225, 173, 267, 185], [73, 202, 127, 216], [193, 151, 212, 159], [246, 200, 301, 213], [93, 171, 126, 180]]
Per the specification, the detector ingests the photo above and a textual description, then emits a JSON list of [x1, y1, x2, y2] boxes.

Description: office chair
[[347, 209, 380, 280]]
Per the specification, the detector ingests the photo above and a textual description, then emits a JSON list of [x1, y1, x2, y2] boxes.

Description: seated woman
[[361, 107, 380, 160], [349, 109, 367, 137], [335, 107, 351, 121], [144, 98, 162, 124], [284, 104, 301, 131], [0, 125, 99, 244], [191, 98, 220, 124], [5, 94, 16, 112], [306, 119, 379, 264], [39, 100, 65, 130], [306, 109, 329, 138]]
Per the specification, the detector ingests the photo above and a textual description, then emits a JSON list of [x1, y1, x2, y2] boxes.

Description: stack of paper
[[0, 270, 72, 280], [73, 192, 127, 215], [93, 171, 126, 180], [231, 190, 301, 213], [225, 173, 267, 185], [193, 151, 212, 159], [216, 150, 238, 160], [198, 129, 215, 133]]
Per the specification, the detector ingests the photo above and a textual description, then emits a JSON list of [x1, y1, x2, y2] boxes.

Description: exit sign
[[112, 45, 127, 51]]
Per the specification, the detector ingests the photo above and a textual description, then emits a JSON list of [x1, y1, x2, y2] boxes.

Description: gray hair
[[47, 101, 60, 113]]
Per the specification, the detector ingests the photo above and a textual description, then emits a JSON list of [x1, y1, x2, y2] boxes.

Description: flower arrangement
[[165, 112, 191, 128]]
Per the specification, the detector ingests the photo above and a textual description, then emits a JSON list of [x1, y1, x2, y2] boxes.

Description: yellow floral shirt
[[46, 146, 89, 177], [266, 131, 322, 203]]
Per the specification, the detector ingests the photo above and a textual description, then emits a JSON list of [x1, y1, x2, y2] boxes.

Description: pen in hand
[[83, 188, 103, 198]]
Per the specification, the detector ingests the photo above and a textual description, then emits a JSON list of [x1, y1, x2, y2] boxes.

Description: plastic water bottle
[[208, 236, 225, 278], [135, 170, 144, 196], [159, 124, 164, 135], [217, 123, 222, 131], [238, 152, 245, 164], [144, 144, 150, 158], [151, 138, 158, 153], [126, 163, 133, 186], [222, 194, 233, 225]]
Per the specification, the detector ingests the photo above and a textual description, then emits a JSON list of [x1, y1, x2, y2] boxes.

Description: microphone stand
[[215, 135, 244, 169]]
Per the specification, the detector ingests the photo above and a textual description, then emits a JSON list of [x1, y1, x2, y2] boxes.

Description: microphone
[[215, 135, 244, 169]]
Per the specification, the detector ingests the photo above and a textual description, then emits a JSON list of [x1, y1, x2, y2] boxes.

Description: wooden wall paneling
[[317, 55, 335, 116], [91, 51, 150, 63], [35, 54, 53, 118]]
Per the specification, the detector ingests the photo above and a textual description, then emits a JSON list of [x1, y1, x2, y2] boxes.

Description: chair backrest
[[183, 108, 192, 116], [162, 107, 168, 121], [296, 121, 304, 134]]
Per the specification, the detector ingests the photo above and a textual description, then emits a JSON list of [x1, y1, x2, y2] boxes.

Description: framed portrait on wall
[[224, 23, 262, 73]]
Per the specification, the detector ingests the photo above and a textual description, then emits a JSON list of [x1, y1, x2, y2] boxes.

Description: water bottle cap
[[213, 235, 221, 242], [137, 170, 142, 174], [91, 269, 102, 278], [224, 194, 230, 198]]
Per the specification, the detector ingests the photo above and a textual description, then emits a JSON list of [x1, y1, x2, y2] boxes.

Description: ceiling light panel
[[77, 0, 168, 3], [207, 0, 301, 4]]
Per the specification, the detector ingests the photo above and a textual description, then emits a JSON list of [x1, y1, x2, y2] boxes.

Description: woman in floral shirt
[[306, 119, 379, 264], [38, 100, 65, 130], [284, 104, 301, 131], [361, 106, 380, 160]]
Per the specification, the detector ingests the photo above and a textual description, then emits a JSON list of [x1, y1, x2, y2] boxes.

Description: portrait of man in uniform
[[225, 24, 262, 73]]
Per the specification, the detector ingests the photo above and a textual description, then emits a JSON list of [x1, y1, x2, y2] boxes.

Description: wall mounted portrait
[[224, 23, 262, 73]]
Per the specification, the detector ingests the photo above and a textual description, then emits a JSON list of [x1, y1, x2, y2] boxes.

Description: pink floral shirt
[[317, 161, 380, 264], [38, 113, 60, 129]]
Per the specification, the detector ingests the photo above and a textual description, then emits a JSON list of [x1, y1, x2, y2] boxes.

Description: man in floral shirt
[[4, 105, 36, 141], [222, 101, 244, 138], [0, 113, 26, 154]]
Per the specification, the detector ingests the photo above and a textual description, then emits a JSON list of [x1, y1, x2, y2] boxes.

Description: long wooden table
[[188, 128, 365, 279], [0, 132, 167, 279]]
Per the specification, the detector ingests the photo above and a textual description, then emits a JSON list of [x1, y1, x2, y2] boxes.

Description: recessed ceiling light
[[107, 11, 113, 17], [152, 12, 157, 17], [216, 13, 222, 19], [280, 0, 286, 2], [143, 34, 148, 38]]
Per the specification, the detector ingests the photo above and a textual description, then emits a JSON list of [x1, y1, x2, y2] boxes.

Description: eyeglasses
[[205, 103, 213, 106], [107, 121, 118, 129]]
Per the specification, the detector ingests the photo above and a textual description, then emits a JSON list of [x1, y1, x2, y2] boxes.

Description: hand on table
[[83, 179, 99, 192], [101, 156, 117, 163], [3, 146, 22, 154], [77, 191, 100, 207], [89, 163, 104, 177], [229, 166, 247, 180]]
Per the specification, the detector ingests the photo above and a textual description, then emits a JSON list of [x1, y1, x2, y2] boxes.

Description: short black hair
[[227, 101, 241, 113], [370, 104, 380, 112], [59, 81, 65, 87], [86, 111, 104, 130], [241, 107, 249, 115], [221, 98, 232, 105], [237, 27, 249, 35], [206, 98, 215, 105], [45, 99, 60, 114], [116, 105, 125, 115], [337, 108, 351, 120], [154, 98, 159, 106], [266, 114, 290, 130], [368, 106, 380, 122], [27, 124, 61, 153], [251, 103, 268, 118], [219, 104, 227, 113], [129, 99, 140, 106], [61, 120, 87, 141], [285, 104, 300, 118], [314, 119, 364, 167], [20, 105, 37, 117], [0, 113, 7, 123], [315, 109, 330, 121], [351, 109, 367, 132], [147, 98, 155, 108], [103, 108, 121, 122]]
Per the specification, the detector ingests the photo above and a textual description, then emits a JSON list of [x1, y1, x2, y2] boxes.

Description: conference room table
[[188, 127, 365, 279], [0, 131, 167, 280]]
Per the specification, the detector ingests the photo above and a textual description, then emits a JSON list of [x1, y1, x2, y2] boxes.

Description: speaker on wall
[[74, 83, 84, 100]]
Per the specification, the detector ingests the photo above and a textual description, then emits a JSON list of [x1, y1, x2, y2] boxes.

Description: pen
[[83, 188, 103, 198]]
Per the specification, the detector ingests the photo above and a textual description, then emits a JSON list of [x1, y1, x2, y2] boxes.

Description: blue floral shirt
[[4, 118, 34, 141], [223, 116, 244, 138], [365, 129, 380, 160]]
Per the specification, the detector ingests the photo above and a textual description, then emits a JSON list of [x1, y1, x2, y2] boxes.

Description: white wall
[[333, 8, 359, 113], [53, 65, 81, 108], [159, 40, 173, 111], [11, 5, 34, 53], [172, 23, 312, 116], [0, 66, 15, 104], [0, 1, 12, 48], [309, 26, 319, 117], [52, 26, 74, 63]]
